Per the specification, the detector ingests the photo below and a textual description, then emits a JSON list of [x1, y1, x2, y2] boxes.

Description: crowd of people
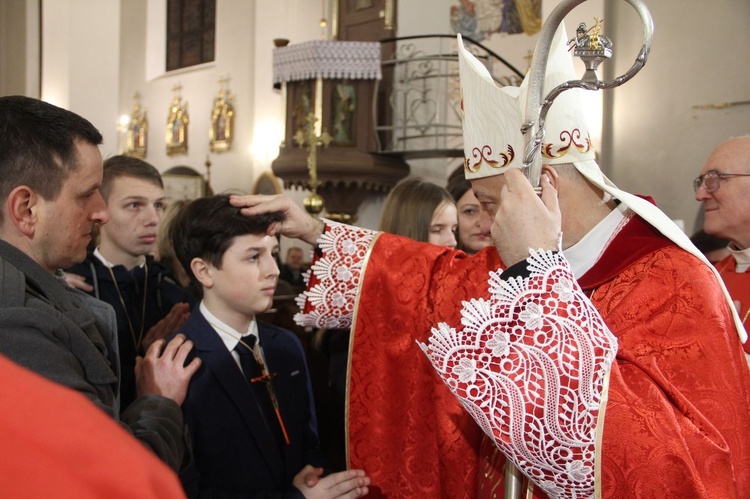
[[0, 20, 749, 499]]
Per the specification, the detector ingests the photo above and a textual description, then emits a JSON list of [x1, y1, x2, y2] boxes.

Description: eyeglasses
[[693, 170, 750, 194]]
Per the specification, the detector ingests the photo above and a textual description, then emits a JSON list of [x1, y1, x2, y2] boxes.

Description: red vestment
[[478, 215, 750, 498], [297, 215, 750, 498], [713, 254, 750, 355]]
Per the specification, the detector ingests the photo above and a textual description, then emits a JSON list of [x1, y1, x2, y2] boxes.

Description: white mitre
[[457, 26, 747, 342]]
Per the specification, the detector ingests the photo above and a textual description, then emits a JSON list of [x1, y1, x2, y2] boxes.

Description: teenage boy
[[67, 155, 194, 408], [170, 195, 370, 498]]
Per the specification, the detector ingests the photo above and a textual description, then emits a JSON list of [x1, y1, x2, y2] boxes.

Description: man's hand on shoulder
[[140, 303, 191, 353], [135, 334, 201, 406], [63, 272, 94, 292]]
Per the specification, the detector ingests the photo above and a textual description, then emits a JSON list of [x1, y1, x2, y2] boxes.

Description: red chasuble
[[476, 214, 750, 498], [296, 216, 750, 498]]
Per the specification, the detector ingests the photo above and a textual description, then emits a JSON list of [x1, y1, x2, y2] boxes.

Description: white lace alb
[[419, 249, 618, 499]]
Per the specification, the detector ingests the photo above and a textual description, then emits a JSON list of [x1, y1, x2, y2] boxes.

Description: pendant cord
[[106, 261, 148, 350]]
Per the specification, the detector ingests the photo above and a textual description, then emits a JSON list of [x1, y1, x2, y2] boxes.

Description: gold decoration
[[692, 100, 750, 110], [204, 155, 213, 193], [303, 192, 325, 216], [209, 76, 235, 153], [294, 112, 332, 216], [166, 84, 189, 156], [125, 92, 148, 158]]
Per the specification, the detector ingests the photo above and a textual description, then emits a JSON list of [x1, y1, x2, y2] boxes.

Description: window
[[166, 0, 216, 71]]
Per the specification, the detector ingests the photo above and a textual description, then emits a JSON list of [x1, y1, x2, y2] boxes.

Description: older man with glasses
[[695, 135, 750, 360]]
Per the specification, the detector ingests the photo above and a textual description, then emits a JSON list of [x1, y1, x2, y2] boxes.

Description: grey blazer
[[0, 240, 186, 471]]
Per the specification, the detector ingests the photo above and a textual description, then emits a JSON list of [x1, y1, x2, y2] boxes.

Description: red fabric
[[348, 236, 502, 498], [479, 216, 750, 498], [713, 254, 750, 355], [0, 354, 185, 499], [310, 212, 750, 497]]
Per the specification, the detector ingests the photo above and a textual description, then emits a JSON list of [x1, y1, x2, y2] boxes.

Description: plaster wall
[[3, 0, 748, 238]]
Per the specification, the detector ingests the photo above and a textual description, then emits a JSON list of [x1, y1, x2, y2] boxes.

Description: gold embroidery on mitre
[[465, 144, 515, 173], [542, 129, 592, 158]]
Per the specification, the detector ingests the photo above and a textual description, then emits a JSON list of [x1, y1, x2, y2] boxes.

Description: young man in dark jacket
[[67, 155, 195, 408]]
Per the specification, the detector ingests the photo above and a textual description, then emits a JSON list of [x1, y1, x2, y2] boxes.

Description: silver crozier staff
[[507, 0, 654, 497], [520, 0, 654, 192]]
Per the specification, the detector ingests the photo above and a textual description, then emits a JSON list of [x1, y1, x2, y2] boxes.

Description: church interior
[[2, 0, 748, 239], [1, 0, 749, 489]]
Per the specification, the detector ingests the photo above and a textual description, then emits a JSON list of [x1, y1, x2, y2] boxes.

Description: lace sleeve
[[294, 220, 376, 329], [419, 249, 618, 498]]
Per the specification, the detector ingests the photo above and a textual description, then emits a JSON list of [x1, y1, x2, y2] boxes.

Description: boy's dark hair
[[170, 194, 285, 292], [0, 95, 103, 219], [101, 155, 164, 202]]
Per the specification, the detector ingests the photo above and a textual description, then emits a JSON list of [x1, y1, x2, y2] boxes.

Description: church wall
[[0, 0, 40, 97], [117, 0, 255, 194], [2, 0, 747, 239], [115, 0, 322, 207], [40, 0, 120, 151], [603, 0, 750, 233]]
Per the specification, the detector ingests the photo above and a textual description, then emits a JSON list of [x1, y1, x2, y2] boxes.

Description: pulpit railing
[[374, 34, 524, 158]]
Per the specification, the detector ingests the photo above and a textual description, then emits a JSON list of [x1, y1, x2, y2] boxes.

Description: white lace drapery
[[420, 250, 618, 499], [294, 220, 375, 329], [272, 41, 382, 84]]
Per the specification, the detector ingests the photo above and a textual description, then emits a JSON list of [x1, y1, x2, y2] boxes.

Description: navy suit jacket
[[176, 310, 323, 498]]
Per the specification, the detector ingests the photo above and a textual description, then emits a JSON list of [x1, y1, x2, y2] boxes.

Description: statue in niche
[[292, 82, 314, 137], [332, 81, 356, 145], [125, 93, 148, 159], [166, 84, 189, 156], [210, 76, 235, 153]]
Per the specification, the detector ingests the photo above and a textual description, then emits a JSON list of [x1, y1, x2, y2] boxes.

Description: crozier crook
[[521, 0, 654, 192]]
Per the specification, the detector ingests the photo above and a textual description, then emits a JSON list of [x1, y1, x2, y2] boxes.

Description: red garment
[[714, 254, 750, 355], [298, 216, 750, 498], [478, 217, 750, 498], [0, 354, 185, 499], [349, 235, 501, 498]]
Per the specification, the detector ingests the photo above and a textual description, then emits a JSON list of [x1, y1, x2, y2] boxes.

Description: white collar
[[727, 245, 750, 273], [563, 202, 629, 279], [573, 159, 747, 343], [93, 247, 146, 269], [93, 247, 116, 268], [199, 301, 258, 353]]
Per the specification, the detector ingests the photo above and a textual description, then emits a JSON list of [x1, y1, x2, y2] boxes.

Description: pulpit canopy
[[273, 41, 382, 84]]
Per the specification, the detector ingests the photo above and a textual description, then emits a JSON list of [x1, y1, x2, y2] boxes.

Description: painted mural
[[450, 0, 542, 41]]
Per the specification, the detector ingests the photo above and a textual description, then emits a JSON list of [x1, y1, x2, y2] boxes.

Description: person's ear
[[191, 258, 213, 289], [6, 186, 39, 237], [540, 164, 560, 190]]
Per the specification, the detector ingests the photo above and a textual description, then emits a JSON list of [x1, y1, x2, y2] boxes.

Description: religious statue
[[332, 81, 356, 144], [210, 76, 235, 153], [125, 93, 148, 158], [166, 84, 189, 156], [569, 17, 612, 52]]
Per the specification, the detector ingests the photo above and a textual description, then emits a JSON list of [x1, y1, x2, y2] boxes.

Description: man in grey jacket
[[0, 95, 201, 471]]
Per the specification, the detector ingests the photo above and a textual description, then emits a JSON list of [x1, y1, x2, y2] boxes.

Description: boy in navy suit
[[170, 195, 370, 498]]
